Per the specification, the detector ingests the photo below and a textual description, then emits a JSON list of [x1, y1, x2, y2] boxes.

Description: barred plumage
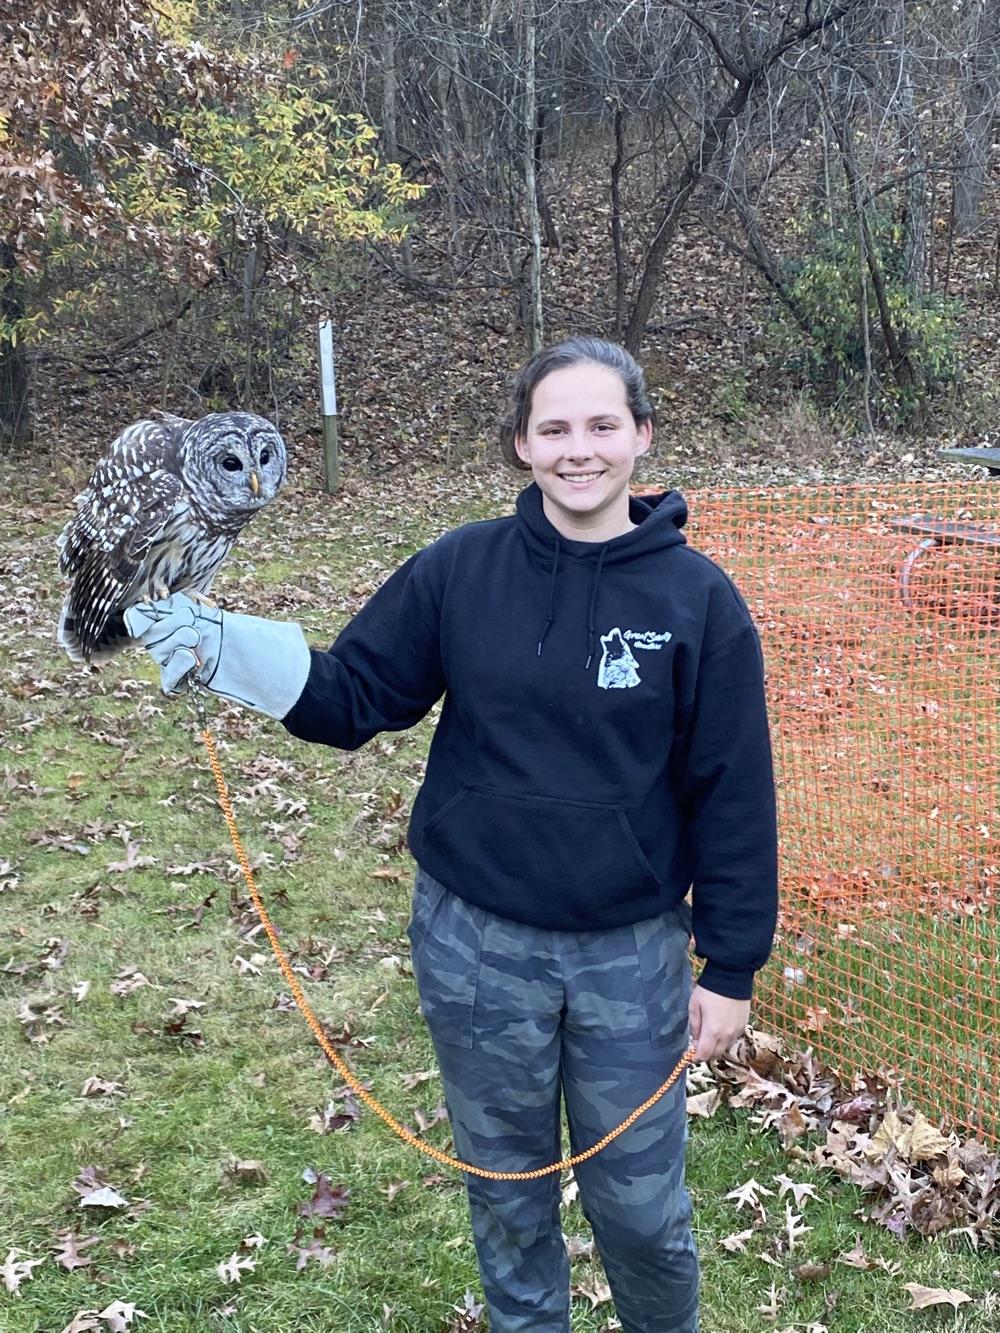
[[57, 411, 287, 662]]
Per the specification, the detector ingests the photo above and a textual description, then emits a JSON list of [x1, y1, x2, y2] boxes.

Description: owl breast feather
[[125, 508, 234, 604]]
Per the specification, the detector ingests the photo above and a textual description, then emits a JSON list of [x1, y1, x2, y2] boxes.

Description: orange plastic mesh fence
[[685, 481, 1000, 1145]]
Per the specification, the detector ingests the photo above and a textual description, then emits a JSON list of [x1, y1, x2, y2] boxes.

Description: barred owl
[[57, 411, 287, 663]]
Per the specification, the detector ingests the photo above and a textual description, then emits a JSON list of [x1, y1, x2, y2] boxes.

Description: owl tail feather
[[57, 600, 130, 664]]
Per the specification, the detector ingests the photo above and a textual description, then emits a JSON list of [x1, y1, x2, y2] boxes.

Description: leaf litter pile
[[686, 1027, 1000, 1321]]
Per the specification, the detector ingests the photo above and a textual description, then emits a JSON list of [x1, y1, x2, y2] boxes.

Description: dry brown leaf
[[756, 1281, 785, 1317], [222, 1158, 269, 1186], [719, 1229, 754, 1252], [61, 1317, 102, 1333], [903, 1283, 972, 1311], [98, 1302, 148, 1332], [869, 1111, 951, 1164], [837, 1239, 871, 1269], [216, 1252, 256, 1284], [399, 1068, 438, 1090], [724, 1177, 774, 1220], [783, 1201, 813, 1252], [1, 1248, 45, 1294], [686, 1089, 721, 1118], [571, 1277, 612, 1309], [773, 1173, 818, 1208]]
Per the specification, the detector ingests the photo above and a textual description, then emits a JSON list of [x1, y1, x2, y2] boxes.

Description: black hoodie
[[283, 483, 778, 1000]]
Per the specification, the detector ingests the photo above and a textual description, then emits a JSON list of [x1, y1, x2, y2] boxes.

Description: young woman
[[126, 337, 778, 1333]]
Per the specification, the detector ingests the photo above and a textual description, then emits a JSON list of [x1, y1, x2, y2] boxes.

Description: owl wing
[[58, 418, 191, 661]]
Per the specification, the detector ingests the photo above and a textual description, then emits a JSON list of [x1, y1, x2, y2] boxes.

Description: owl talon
[[187, 590, 217, 609]]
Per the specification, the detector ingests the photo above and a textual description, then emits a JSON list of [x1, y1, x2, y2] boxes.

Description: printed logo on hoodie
[[597, 627, 673, 689]]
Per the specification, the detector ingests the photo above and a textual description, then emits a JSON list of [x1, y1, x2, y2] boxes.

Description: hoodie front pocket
[[422, 785, 661, 927]]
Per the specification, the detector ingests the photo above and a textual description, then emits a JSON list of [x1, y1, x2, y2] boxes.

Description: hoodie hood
[[515, 481, 688, 562], [515, 482, 689, 664]]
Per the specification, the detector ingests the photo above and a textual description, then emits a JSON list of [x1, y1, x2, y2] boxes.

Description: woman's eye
[[260, 449, 270, 465], [222, 455, 243, 471]]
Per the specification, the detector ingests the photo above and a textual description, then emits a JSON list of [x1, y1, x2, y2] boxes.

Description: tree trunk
[[622, 1, 856, 354], [624, 78, 754, 354], [890, 1, 927, 291], [610, 106, 627, 338], [534, 108, 559, 250], [0, 243, 31, 448], [954, 0, 1000, 235], [523, 0, 543, 353], [830, 103, 917, 395]]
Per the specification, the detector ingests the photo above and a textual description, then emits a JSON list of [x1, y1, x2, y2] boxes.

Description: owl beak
[[249, 470, 260, 497]]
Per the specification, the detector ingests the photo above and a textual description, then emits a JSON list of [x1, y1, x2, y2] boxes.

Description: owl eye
[[221, 455, 243, 471], [260, 449, 270, 465]]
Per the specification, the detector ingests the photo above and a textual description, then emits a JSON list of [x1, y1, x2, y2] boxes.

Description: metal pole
[[317, 319, 340, 493]]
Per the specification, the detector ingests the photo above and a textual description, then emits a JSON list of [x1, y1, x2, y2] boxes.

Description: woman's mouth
[[559, 471, 604, 486]]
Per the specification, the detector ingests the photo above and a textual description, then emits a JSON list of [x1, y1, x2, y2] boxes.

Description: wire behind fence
[[686, 482, 1000, 1145]]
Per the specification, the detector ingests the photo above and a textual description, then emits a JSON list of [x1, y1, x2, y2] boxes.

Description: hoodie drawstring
[[584, 545, 607, 671], [537, 536, 561, 657], [536, 538, 609, 669]]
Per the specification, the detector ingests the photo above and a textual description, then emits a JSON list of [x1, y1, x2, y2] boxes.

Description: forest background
[[3, 3, 1000, 1332], [3, 0, 1000, 480]]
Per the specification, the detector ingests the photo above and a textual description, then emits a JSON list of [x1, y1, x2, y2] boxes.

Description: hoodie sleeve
[[671, 618, 778, 1001], [281, 550, 446, 750]]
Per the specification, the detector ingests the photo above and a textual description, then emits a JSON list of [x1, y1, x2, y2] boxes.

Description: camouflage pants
[[408, 867, 699, 1333]]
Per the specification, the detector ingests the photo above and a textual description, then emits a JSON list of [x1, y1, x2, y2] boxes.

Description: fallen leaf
[[98, 1301, 148, 1332], [297, 1170, 350, 1220], [216, 1252, 256, 1284], [1, 1247, 45, 1294], [793, 1261, 831, 1280], [757, 1281, 785, 1317], [903, 1283, 972, 1311], [725, 1177, 774, 1220], [109, 968, 151, 998], [286, 1228, 336, 1271], [773, 1174, 819, 1208], [783, 1201, 813, 1251], [565, 1234, 595, 1260], [81, 1077, 126, 1098], [719, 1230, 754, 1252], [399, 1068, 438, 1090], [571, 1277, 612, 1309], [52, 1231, 99, 1271], [222, 1159, 269, 1187], [686, 1089, 721, 1118]]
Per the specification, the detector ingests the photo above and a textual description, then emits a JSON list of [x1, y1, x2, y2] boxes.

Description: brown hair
[[499, 337, 655, 471]]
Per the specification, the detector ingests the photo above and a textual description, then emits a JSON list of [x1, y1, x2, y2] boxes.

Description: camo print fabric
[[407, 867, 699, 1333]]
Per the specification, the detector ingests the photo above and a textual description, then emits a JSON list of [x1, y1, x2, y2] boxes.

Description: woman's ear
[[635, 419, 653, 457], [514, 434, 531, 466]]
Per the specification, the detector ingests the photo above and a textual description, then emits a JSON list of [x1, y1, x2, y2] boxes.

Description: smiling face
[[514, 361, 652, 541]]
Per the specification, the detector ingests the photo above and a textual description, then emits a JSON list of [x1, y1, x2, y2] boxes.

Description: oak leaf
[[1, 1248, 45, 1294], [903, 1283, 972, 1311]]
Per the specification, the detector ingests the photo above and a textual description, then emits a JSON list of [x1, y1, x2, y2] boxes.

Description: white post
[[317, 319, 340, 493]]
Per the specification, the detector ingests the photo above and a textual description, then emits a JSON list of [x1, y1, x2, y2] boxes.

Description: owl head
[[179, 412, 287, 521]]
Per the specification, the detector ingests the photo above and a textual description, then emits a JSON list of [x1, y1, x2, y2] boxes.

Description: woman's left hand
[[688, 985, 750, 1062]]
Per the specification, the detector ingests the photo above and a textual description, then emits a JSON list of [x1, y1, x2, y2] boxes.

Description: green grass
[[2, 461, 999, 1331]]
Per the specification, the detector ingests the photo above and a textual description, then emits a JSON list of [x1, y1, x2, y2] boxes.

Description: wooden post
[[317, 319, 340, 493]]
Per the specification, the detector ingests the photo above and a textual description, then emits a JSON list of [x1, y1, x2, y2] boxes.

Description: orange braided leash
[[199, 719, 695, 1180]]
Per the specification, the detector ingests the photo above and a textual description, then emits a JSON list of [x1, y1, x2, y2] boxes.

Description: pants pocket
[[633, 903, 693, 1050], [407, 868, 484, 1050]]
